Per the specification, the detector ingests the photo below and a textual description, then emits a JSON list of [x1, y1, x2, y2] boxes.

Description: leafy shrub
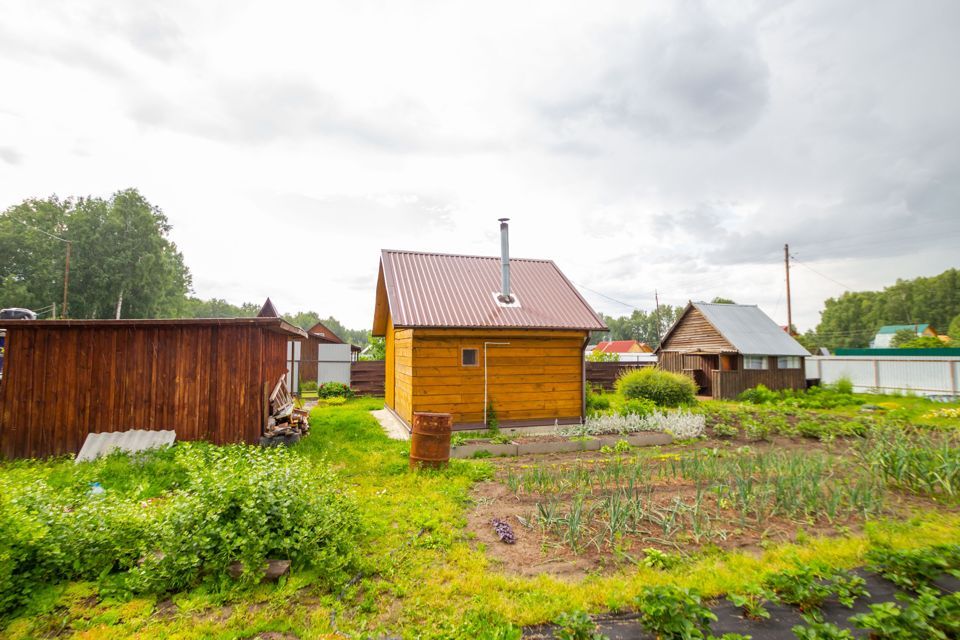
[[0, 444, 360, 617], [635, 585, 717, 639], [866, 544, 960, 590], [712, 422, 739, 438], [318, 381, 354, 398], [791, 622, 855, 639], [616, 368, 698, 407], [834, 376, 854, 395], [743, 419, 772, 442], [586, 391, 612, 415], [764, 566, 867, 618], [300, 380, 318, 393], [553, 610, 607, 640], [850, 588, 960, 639], [739, 384, 778, 404], [622, 398, 656, 416]]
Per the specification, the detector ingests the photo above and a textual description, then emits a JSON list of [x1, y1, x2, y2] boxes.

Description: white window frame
[[744, 355, 769, 370], [777, 356, 801, 369]]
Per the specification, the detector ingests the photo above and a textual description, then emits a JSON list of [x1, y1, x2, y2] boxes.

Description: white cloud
[[0, 0, 958, 331]]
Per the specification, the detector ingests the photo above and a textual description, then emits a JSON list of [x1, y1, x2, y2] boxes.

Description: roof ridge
[[381, 248, 552, 263]]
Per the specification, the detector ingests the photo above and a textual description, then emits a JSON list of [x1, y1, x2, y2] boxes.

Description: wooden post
[[62, 241, 71, 318], [784, 244, 792, 335]]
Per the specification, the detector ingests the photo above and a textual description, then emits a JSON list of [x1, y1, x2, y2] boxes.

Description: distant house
[[870, 324, 938, 348], [372, 221, 606, 430], [586, 340, 657, 363], [300, 321, 361, 384], [656, 302, 809, 399]]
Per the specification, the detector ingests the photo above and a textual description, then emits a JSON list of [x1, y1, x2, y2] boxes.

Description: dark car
[[0, 308, 37, 320]]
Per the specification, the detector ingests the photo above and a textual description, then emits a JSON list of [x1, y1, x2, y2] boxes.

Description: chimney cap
[[498, 217, 510, 223]]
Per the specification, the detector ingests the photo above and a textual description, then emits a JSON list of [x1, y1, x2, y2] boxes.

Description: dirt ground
[[466, 436, 944, 579]]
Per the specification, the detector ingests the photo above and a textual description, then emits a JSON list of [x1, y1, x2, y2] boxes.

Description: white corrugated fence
[[806, 355, 960, 396]]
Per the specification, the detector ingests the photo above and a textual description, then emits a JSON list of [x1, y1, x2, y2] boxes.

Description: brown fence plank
[[351, 361, 385, 396], [585, 361, 653, 391]]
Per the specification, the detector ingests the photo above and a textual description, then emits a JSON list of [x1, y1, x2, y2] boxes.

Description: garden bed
[[450, 432, 674, 459], [467, 428, 960, 579]]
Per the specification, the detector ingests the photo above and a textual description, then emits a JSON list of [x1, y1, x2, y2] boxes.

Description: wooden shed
[[372, 223, 606, 430], [0, 317, 306, 459], [656, 302, 809, 399]]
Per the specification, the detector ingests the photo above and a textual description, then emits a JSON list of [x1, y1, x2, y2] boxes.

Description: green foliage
[[833, 376, 854, 395], [486, 401, 499, 429], [950, 313, 960, 342], [642, 548, 682, 570], [865, 544, 960, 590], [300, 380, 318, 393], [587, 349, 620, 362], [898, 336, 954, 349], [319, 396, 347, 406], [738, 384, 779, 404], [763, 567, 867, 618], [317, 382, 354, 399], [858, 427, 960, 498], [712, 422, 739, 438], [728, 585, 774, 621], [850, 588, 960, 639], [742, 419, 772, 442], [0, 191, 190, 318], [553, 610, 607, 640], [635, 585, 717, 639], [586, 391, 612, 415], [455, 611, 523, 639], [791, 622, 854, 639], [597, 305, 684, 349], [616, 368, 697, 407], [361, 336, 386, 360], [890, 328, 919, 348], [622, 398, 657, 416], [0, 444, 360, 618], [809, 268, 960, 350]]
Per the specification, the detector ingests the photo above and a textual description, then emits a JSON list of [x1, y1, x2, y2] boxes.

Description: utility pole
[[784, 243, 793, 335], [654, 289, 663, 345], [62, 241, 71, 318]]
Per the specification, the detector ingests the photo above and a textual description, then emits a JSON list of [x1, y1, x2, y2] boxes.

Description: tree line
[[801, 268, 960, 351], [0, 190, 370, 344]]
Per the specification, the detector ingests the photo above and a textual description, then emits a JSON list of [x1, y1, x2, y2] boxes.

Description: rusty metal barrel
[[409, 412, 452, 470]]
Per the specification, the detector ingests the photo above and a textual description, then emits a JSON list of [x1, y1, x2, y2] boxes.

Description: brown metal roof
[[374, 250, 606, 332], [0, 317, 308, 338]]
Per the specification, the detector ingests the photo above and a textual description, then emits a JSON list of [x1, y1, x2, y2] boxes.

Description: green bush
[[586, 391, 612, 415], [0, 444, 360, 617], [634, 585, 717, 639], [300, 380, 319, 393], [615, 368, 698, 407], [738, 384, 779, 404], [621, 398, 656, 416], [833, 376, 854, 395], [318, 381, 354, 398]]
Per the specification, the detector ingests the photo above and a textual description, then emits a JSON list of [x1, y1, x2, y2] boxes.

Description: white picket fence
[[806, 355, 960, 397]]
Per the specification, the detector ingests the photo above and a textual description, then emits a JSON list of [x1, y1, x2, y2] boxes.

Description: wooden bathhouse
[[0, 317, 306, 459], [656, 301, 809, 399], [372, 221, 607, 430]]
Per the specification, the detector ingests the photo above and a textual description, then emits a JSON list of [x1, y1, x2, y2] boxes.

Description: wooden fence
[[585, 361, 653, 391], [351, 361, 385, 396]]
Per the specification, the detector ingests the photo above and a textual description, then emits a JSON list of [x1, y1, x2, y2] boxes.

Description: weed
[[635, 585, 717, 639], [553, 611, 607, 640]]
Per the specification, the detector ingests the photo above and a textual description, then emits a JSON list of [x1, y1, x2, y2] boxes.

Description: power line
[[11, 218, 69, 243], [789, 257, 855, 291]]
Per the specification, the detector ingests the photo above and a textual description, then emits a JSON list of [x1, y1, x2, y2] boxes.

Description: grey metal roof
[[377, 250, 607, 330], [693, 302, 809, 356], [75, 429, 176, 463]]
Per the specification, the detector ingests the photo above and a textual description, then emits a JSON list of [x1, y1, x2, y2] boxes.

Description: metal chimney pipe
[[498, 218, 512, 302]]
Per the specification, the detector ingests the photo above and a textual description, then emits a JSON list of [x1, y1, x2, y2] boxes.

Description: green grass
[[4, 396, 960, 639]]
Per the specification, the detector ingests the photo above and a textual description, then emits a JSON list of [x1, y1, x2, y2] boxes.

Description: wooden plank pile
[[263, 375, 310, 444]]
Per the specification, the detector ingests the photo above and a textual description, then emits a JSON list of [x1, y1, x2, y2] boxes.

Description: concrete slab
[[371, 408, 410, 441]]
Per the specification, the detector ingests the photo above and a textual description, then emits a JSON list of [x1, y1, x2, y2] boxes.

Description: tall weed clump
[[616, 367, 698, 407], [0, 443, 360, 618]]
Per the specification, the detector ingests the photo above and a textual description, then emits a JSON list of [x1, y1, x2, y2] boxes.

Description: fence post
[[873, 359, 880, 392]]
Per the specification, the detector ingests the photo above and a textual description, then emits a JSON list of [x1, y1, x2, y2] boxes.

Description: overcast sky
[[1, 0, 958, 331]]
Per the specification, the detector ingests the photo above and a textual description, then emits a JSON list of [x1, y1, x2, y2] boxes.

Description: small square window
[[461, 348, 479, 366]]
